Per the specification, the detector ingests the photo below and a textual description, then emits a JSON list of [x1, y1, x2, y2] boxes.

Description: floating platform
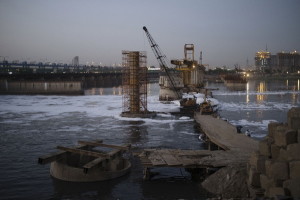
[[38, 140, 131, 182]]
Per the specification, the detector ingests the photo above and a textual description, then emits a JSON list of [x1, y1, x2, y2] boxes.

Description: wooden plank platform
[[139, 149, 233, 169], [139, 114, 259, 176]]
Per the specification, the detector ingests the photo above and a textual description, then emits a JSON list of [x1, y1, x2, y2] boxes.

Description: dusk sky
[[0, 0, 299, 68]]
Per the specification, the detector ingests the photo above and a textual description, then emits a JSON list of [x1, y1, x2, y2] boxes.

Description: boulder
[[201, 165, 249, 198]]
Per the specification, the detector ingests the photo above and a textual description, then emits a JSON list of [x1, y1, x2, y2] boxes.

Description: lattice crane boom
[[142, 26, 181, 99]]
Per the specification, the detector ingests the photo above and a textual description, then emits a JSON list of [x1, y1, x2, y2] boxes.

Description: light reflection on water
[[246, 82, 250, 103], [210, 78, 300, 137], [256, 81, 267, 102]]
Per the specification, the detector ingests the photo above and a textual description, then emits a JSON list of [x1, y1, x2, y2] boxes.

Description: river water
[[0, 79, 299, 200]]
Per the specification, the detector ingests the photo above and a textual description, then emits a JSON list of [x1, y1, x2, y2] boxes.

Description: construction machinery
[[143, 26, 205, 101], [143, 26, 183, 100], [171, 44, 205, 91]]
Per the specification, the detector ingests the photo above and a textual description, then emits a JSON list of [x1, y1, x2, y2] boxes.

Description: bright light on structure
[[256, 51, 271, 59]]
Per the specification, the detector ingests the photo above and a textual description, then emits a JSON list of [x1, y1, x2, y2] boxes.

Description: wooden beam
[[57, 146, 109, 158], [83, 148, 126, 173], [38, 140, 104, 165], [78, 141, 131, 150], [38, 142, 101, 165], [108, 149, 123, 159], [83, 157, 107, 173], [38, 151, 66, 164]]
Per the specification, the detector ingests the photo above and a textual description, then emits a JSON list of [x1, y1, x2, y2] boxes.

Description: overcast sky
[[0, 0, 299, 68]]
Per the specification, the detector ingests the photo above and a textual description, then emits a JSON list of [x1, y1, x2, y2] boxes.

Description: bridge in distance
[[0, 61, 160, 83]]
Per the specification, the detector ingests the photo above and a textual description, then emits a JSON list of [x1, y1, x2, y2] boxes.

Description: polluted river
[[0, 79, 299, 200]]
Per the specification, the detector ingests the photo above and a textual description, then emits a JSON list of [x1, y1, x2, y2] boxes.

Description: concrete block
[[268, 187, 286, 198], [260, 174, 274, 191], [268, 122, 284, 138], [289, 161, 300, 179], [283, 179, 300, 198], [286, 143, 300, 161], [274, 126, 287, 147], [249, 152, 266, 174], [259, 139, 271, 157], [271, 144, 280, 159], [265, 160, 289, 180], [278, 148, 289, 161], [285, 129, 298, 144], [265, 159, 271, 176], [274, 128, 297, 147], [287, 107, 300, 130], [248, 167, 261, 187]]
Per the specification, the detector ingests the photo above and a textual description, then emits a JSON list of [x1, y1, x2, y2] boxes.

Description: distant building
[[255, 51, 271, 72], [72, 56, 79, 66], [275, 51, 300, 73], [255, 50, 300, 73]]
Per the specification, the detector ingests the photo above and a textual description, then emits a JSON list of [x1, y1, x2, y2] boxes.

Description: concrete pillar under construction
[[121, 51, 156, 118]]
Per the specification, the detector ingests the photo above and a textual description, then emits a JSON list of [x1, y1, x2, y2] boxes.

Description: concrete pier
[[194, 113, 259, 152]]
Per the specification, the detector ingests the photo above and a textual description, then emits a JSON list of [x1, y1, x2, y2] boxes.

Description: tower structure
[[72, 56, 79, 66], [121, 51, 154, 118]]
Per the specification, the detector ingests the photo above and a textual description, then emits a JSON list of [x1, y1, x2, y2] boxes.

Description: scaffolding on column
[[121, 51, 153, 117]]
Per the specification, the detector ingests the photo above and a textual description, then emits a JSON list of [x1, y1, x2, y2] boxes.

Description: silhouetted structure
[[72, 56, 79, 66]]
